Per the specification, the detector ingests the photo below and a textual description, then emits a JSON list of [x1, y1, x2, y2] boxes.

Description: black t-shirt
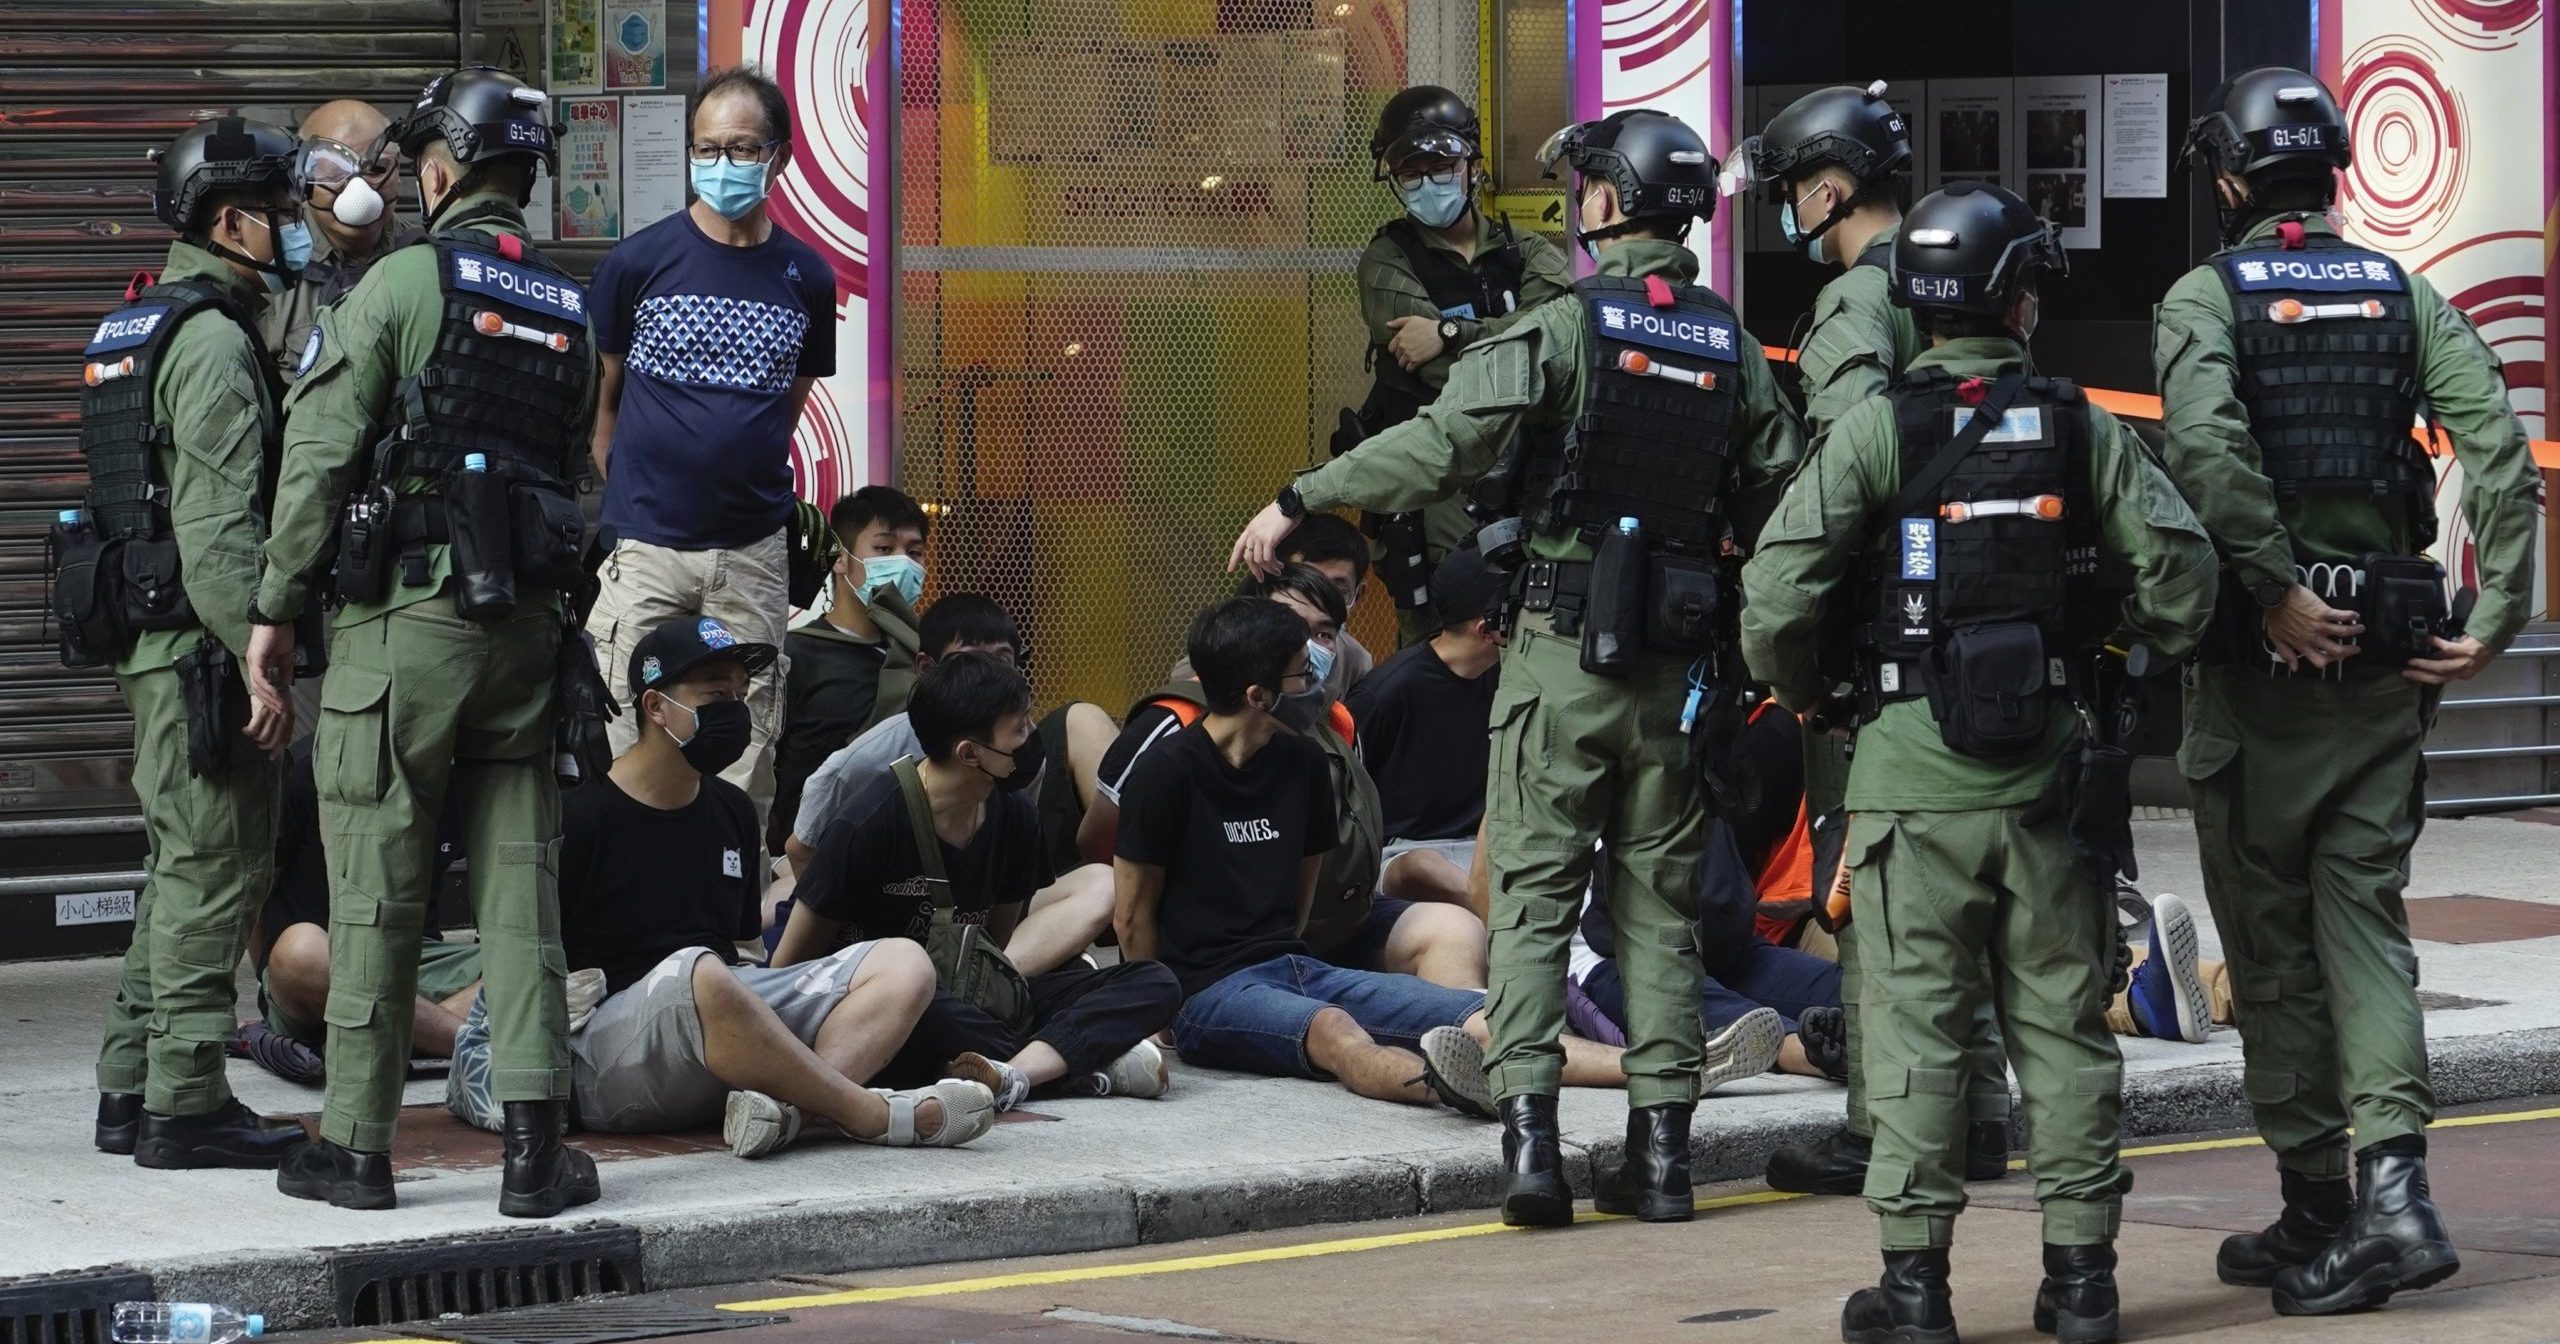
[[560, 773, 764, 994], [770, 623, 888, 852], [1113, 724, 1337, 998], [257, 743, 456, 962], [794, 768, 1055, 945], [1095, 703, 1187, 807], [1345, 641, 1497, 842]]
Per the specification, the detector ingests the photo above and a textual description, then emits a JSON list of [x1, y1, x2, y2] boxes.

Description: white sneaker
[[1094, 1039, 1170, 1099], [723, 1089, 802, 1159], [1699, 1007, 1784, 1096]]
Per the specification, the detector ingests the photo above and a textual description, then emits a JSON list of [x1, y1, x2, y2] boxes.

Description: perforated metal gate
[[894, 0, 1482, 714]]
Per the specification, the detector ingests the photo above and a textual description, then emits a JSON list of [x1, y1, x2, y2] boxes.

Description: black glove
[[554, 626, 620, 784], [2108, 925, 2134, 998], [2024, 736, 2138, 887]]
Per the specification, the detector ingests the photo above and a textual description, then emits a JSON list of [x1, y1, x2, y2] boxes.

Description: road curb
[[95, 1025, 2560, 1329]]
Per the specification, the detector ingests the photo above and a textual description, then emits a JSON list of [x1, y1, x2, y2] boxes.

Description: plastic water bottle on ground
[[112, 1302, 265, 1343]]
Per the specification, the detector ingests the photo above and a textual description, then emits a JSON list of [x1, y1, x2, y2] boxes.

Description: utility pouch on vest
[[173, 637, 246, 779], [48, 515, 126, 668], [1645, 553, 1720, 656], [445, 463, 519, 621], [118, 534, 195, 633], [290, 606, 329, 681], [2354, 553, 2447, 668], [333, 481, 398, 605], [1581, 522, 1648, 676], [895, 757, 1034, 1033], [1367, 511, 1433, 611], [1924, 621, 2052, 758], [512, 481, 587, 593]]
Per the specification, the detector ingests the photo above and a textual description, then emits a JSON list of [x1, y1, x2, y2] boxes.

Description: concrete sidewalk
[[6, 817, 2560, 1329]]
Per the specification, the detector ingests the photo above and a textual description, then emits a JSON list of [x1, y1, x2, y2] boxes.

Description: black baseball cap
[[1429, 546, 1509, 630], [628, 615, 778, 698]]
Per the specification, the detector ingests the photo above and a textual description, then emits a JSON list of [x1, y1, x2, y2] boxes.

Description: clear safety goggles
[[296, 136, 397, 192]]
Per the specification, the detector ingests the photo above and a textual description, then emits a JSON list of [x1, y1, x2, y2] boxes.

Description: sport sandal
[[858, 1079, 996, 1148]]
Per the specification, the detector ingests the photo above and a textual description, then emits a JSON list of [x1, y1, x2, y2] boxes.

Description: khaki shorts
[[570, 942, 876, 1133], [264, 937, 482, 1047]]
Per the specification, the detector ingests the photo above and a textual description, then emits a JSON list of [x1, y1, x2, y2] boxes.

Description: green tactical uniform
[[1741, 336, 2219, 1249], [93, 242, 286, 1118], [2152, 214, 2538, 1177], [1298, 238, 1803, 1105], [1787, 228, 2009, 1149], [1354, 209, 1571, 643], [261, 223, 425, 382], [254, 191, 595, 1153]]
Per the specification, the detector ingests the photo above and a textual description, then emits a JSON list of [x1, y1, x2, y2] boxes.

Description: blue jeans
[[1582, 935, 1841, 1036], [1173, 954, 1486, 1080]]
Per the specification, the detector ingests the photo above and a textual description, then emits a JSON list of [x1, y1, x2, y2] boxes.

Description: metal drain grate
[[425, 1301, 786, 1344], [324, 1222, 642, 1327], [0, 1266, 151, 1344]]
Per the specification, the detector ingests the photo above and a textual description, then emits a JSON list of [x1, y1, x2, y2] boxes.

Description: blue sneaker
[[2128, 892, 2210, 1043]]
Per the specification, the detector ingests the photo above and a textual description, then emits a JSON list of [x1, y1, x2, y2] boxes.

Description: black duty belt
[[1512, 558, 1592, 634]]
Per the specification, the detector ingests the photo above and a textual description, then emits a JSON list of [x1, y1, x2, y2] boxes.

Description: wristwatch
[[1437, 318, 1463, 346], [246, 599, 291, 627], [2250, 578, 2291, 608], [1275, 484, 1306, 520]]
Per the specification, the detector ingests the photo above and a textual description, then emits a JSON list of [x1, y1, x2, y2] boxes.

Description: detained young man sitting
[[1112, 599, 1512, 1111], [558, 617, 995, 1157], [773, 652, 1182, 1110]]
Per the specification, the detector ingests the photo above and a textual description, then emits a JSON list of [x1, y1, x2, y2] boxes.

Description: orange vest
[[1147, 681, 1355, 746], [1748, 700, 1817, 943]]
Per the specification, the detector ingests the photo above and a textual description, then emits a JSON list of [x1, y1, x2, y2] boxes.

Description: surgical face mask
[[1302, 638, 1336, 688], [1781, 181, 1848, 264], [690, 157, 772, 220], [330, 175, 385, 228], [1395, 175, 1468, 230], [861, 554, 925, 609], [659, 694, 752, 775], [971, 727, 1045, 794], [236, 210, 313, 291]]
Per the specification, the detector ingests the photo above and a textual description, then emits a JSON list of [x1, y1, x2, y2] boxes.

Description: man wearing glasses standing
[[264, 101, 419, 384], [588, 65, 838, 833]]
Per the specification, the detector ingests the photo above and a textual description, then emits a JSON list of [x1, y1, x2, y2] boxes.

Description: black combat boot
[[276, 1136, 397, 1210], [133, 1099, 305, 1170], [2272, 1143, 2460, 1315], [1841, 1248, 1959, 1344], [95, 1092, 141, 1156], [2216, 1166, 2352, 1286], [1767, 1124, 1870, 1195], [500, 1100, 602, 1219], [1498, 1093, 1572, 1228], [1595, 1103, 1693, 1222], [2031, 1241, 2119, 1343], [1965, 1118, 2011, 1181]]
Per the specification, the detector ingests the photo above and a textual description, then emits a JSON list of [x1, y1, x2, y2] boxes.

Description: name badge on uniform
[[1437, 302, 1479, 320], [1950, 405, 2048, 444], [449, 250, 587, 324], [1898, 517, 1937, 580], [1591, 298, 1740, 363], [722, 847, 743, 878], [86, 305, 174, 356], [2225, 250, 2403, 293]]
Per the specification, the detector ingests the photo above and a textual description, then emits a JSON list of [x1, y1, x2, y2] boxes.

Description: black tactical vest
[[376, 229, 591, 485], [1857, 370, 2116, 697], [1358, 217, 1531, 431], [2211, 230, 2430, 548], [1526, 274, 1745, 549]]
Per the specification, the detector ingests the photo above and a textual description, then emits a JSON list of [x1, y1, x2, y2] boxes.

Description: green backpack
[[892, 755, 1034, 1031]]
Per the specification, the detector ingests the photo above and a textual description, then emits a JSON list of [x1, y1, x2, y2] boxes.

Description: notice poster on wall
[[525, 172, 555, 241], [620, 94, 688, 230], [1929, 78, 2011, 195], [558, 95, 622, 239], [604, 0, 667, 90], [2014, 76, 2102, 248], [547, 0, 603, 94], [476, 0, 546, 86], [2102, 73, 2170, 198]]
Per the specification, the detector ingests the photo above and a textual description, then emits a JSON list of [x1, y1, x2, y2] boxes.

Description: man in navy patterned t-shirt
[[588, 64, 837, 829]]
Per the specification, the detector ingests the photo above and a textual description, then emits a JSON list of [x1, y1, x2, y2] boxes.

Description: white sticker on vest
[[1949, 405, 2047, 445]]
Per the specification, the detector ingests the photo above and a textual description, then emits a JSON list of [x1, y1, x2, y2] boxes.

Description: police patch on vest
[[86, 305, 174, 356], [1437, 302, 1479, 320], [1898, 518, 1937, 580], [1896, 589, 1931, 638], [295, 326, 325, 377], [1591, 298, 1739, 362], [2223, 250, 2402, 293], [448, 250, 587, 324], [1950, 405, 2048, 445]]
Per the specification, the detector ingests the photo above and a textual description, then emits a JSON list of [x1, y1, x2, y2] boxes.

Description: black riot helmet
[[389, 66, 560, 178], [1889, 181, 2066, 317], [150, 116, 303, 236], [1370, 85, 1481, 177], [1726, 80, 1911, 203], [1537, 108, 1717, 246], [2184, 66, 2351, 183]]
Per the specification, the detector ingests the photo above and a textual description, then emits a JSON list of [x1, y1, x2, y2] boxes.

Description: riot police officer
[[1741, 182, 2216, 1344], [1728, 79, 2014, 1199], [1349, 85, 1570, 644], [76, 116, 309, 1170], [1235, 108, 1804, 1229], [244, 67, 601, 1217], [2156, 67, 2538, 1316]]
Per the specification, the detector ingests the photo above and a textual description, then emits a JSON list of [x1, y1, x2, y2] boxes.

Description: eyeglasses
[[1277, 669, 1318, 692], [1391, 165, 1464, 191], [689, 139, 781, 167]]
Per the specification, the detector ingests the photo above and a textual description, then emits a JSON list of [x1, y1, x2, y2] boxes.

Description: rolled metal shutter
[[0, 2, 462, 874]]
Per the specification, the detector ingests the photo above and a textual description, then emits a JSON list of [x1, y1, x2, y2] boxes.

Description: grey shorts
[[570, 942, 876, 1133], [1381, 837, 1476, 877]]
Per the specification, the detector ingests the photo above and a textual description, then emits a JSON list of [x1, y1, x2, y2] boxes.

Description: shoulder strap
[[1881, 371, 2028, 524], [890, 755, 953, 896], [1378, 218, 1443, 288], [1851, 237, 1893, 273]]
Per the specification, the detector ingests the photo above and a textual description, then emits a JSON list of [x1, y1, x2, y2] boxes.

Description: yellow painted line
[[719, 1105, 2560, 1312]]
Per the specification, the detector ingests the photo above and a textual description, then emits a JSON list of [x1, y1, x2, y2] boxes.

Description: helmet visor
[[1378, 126, 1473, 179], [1534, 122, 1583, 179], [1717, 137, 1764, 198]]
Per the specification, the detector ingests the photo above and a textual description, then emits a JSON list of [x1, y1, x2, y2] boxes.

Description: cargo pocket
[[2243, 1065, 2298, 1108], [2176, 725, 2240, 784], [1485, 693, 1537, 830], [2073, 1061, 2124, 1096], [1840, 811, 1894, 947], [318, 666, 394, 808]]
